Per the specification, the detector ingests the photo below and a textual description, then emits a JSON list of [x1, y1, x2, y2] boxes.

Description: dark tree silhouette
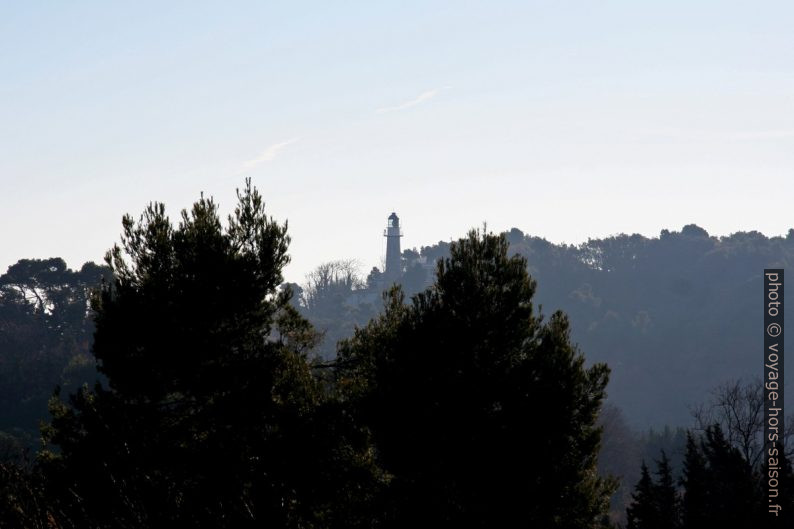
[[338, 228, 615, 528], [627, 463, 657, 529], [626, 452, 680, 529], [0, 258, 109, 451], [39, 181, 379, 528], [653, 452, 680, 529], [679, 433, 708, 529], [699, 425, 761, 527]]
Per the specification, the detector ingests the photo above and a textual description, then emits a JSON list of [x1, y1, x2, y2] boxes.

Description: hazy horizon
[[3, 1, 793, 282], [2, 215, 789, 285]]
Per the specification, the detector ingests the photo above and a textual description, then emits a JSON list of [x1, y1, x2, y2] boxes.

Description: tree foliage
[[39, 181, 378, 528], [338, 228, 615, 528], [628, 424, 789, 529], [297, 260, 374, 359], [0, 258, 108, 453], [626, 463, 657, 529], [416, 226, 794, 427]]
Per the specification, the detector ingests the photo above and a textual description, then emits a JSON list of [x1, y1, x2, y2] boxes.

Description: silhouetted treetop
[[338, 228, 614, 528]]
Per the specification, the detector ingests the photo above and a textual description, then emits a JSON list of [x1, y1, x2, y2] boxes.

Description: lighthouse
[[384, 212, 403, 282]]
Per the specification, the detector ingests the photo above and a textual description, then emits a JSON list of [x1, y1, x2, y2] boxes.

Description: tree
[[337, 228, 615, 528], [626, 463, 656, 529], [0, 463, 60, 529], [674, 425, 761, 528], [300, 259, 364, 314], [679, 433, 708, 529], [692, 378, 794, 469], [653, 452, 679, 529], [0, 258, 109, 446], [410, 225, 794, 429], [699, 425, 760, 526], [626, 453, 679, 529], [692, 378, 764, 466], [40, 180, 378, 528], [298, 260, 375, 360], [597, 404, 642, 524]]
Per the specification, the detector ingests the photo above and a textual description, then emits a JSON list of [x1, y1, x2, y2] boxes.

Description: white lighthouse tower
[[384, 212, 403, 282]]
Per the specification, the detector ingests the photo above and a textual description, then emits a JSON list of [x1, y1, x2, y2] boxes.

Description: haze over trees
[[1, 182, 792, 526], [296, 224, 794, 428], [4, 219, 787, 447], [625, 424, 794, 529], [0, 182, 617, 528], [624, 378, 794, 529], [0, 258, 109, 457]]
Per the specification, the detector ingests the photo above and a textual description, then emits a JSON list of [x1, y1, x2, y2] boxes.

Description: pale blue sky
[[2, 1, 793, 282]]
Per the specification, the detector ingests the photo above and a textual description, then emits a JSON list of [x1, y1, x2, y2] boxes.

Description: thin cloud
[[376, 87, 450, 114], [242, 138, 299, 170], [641, 128, 794, 142], [730, 130, 794, 141]]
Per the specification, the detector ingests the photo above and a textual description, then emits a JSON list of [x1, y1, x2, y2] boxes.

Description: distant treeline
[[4, 225, 787, 435], [296, 224, 794, 428], [1, 183, 619, 527], [2, 193, 793, 526], [0, 258, 110, 456]]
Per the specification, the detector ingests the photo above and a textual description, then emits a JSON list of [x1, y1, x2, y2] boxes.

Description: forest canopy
[[0, 181, 615, 528], [298, 225, 794, 428], [0, 183, 791, 527]]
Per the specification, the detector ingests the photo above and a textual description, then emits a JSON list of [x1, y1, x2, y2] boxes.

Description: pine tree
[[653, 451, 680, 529], [674, 424, 762, 529], [338, 228, 614, 528], [700, 424, 760, 527], [680, 433, 708, 529], [627, 462, 657, 529], [626, 452, 680, 529], [40, 181, 379, 528]]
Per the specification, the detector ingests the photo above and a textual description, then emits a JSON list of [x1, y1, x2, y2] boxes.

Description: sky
[[2, 1, 793, 283]]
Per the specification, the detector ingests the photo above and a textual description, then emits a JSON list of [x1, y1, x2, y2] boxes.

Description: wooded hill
[[298, 224, 793, 428]]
